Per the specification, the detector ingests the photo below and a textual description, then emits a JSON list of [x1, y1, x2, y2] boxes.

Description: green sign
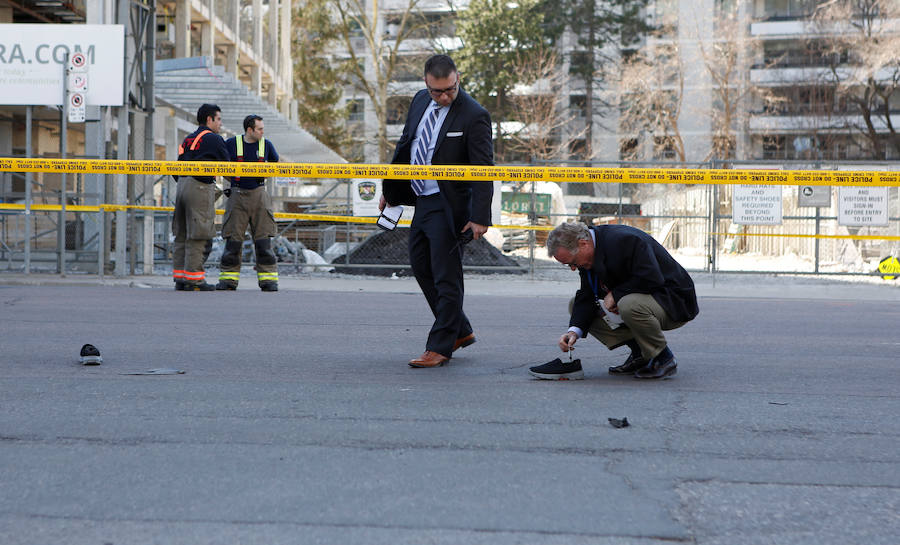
[[502, 193, 552, 215]]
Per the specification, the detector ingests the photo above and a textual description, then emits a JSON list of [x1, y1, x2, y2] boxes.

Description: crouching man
[[530, 222, 698, 380]]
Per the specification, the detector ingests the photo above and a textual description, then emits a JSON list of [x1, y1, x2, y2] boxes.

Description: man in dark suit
[[530, 222, 699, 380], [379, 54, 494, 368]]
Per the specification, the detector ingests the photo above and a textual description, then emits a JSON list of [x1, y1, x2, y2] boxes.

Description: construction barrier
[[2, 203, 898, 241]]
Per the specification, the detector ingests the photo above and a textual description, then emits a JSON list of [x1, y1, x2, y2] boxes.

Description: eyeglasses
[[427, 78, 459, 97], [556, 250, 579, 268]]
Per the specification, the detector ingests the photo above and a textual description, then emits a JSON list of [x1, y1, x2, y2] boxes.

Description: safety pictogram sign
[[67, 73, 88, 92], [68, 92, 85, 122], [69, 52, 87, 71]]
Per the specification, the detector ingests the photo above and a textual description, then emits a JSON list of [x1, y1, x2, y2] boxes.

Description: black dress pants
[[408, 193, 473, 357]]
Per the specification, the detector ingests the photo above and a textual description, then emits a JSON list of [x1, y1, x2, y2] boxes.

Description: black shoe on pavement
[[634, 353, 677, 379], [529, 357, 584, 380], [79, 344, 102, 365], [608, 352, 648, 375], [174, 281, 185, 291], [183, 282, 216, 291], [260, 282, 278, 292], [216, 281, 237, 290]]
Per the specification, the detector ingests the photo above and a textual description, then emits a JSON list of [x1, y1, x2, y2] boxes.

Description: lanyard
[[587, 270, 604, 304]]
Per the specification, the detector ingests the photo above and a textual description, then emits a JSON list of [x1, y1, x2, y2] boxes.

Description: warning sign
[[70, 52, 87, 70], [68, 92, 85, 123], [878, 256, 900, 280], [733, 185, 783, 225], [838, 187, 888, 226]]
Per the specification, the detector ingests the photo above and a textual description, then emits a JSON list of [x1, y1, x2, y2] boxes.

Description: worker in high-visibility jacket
[[173, 103, 229, 291], [217, 114, 281, 292]]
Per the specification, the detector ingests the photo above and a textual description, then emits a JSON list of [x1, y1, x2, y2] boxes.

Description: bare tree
[[617, 43, 686, 162], [813, 0, 900, 159], [332, 0, 434, 162], [505, 47, 587, 162], [694, 6, 782, 161]]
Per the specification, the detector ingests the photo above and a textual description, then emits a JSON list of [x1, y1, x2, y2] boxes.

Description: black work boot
[[183, 282, 216, 291], [259, 281, 278, 292], [216, 281, 237, 290]]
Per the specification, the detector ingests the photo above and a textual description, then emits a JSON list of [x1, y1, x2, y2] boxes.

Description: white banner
[[0, 24, 124, 106], [838, 187, 889, 227], [733, 185, 783, 225]]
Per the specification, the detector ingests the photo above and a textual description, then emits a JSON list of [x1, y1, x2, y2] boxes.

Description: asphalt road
[[1, 274, 898, 544]]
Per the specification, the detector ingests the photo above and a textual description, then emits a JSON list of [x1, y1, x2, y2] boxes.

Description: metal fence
[[1, 160, 898, 278]]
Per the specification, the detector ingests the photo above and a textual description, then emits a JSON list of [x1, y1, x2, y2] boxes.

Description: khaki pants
[[172, 178, 215, 284], [219, 186, 278, 283], [570, 293, 687, 360]]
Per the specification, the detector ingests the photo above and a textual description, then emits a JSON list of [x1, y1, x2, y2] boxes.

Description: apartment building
[[342, 0, 898, 168]]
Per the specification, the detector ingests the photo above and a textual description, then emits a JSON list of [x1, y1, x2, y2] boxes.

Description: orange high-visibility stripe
[[190, 130, 212, 151], [177, 129, 213, 156], [173, 269, 186, 279], [182, 271, 205, 280]]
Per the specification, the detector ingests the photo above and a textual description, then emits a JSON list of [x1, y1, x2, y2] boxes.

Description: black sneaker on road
[[79, 344, 102, 365], [529, 357, 584, 380]]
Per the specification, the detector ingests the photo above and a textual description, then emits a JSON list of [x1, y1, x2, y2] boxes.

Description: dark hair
[[424, 54, 457, 79], [197, 103, 221, 126], [243, 114, 263, 132]]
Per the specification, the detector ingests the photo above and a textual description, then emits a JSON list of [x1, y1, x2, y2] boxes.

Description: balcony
[[749, 113, 900, 134]]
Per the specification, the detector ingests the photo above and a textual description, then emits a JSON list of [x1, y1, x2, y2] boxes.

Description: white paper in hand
[[600, 299, 624, 329], [377, 205, 403, 231]]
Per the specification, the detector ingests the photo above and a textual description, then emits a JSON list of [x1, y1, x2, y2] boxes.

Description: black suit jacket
[[382, 88, 494, 229], [570, 225, 699, 332]]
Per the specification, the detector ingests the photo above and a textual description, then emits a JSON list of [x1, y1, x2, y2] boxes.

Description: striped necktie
[[411, 103, 442, 195]]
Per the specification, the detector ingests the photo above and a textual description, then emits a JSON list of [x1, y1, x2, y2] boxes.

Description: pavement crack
[[0, 511, 694, 541]]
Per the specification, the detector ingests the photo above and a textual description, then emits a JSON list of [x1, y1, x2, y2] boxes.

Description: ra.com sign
[[0, 24, 124, 106]]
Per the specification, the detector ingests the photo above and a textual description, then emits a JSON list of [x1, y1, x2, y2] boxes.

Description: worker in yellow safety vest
[[217, 114, 281, 292]]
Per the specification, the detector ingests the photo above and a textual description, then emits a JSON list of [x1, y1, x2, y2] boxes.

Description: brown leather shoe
[[452, 333, 476, 352], [409, 351, 449, 368]]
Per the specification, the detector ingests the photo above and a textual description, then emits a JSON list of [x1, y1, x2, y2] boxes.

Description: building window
[[762, 40, 849, 69], [347, 99, 365, 122], [762, 135, 786, 159], [760, 0, 819, 20], [619, 138, 640, 161], [394, 55, 428, 82], [569, 95, 587, 118], [653, 137, 678, 160], [569, 139, 587, 160]]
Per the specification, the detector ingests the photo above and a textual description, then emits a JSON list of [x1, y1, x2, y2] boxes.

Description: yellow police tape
[[1, 157, 899, 187], [2, 202, 898, 241]]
